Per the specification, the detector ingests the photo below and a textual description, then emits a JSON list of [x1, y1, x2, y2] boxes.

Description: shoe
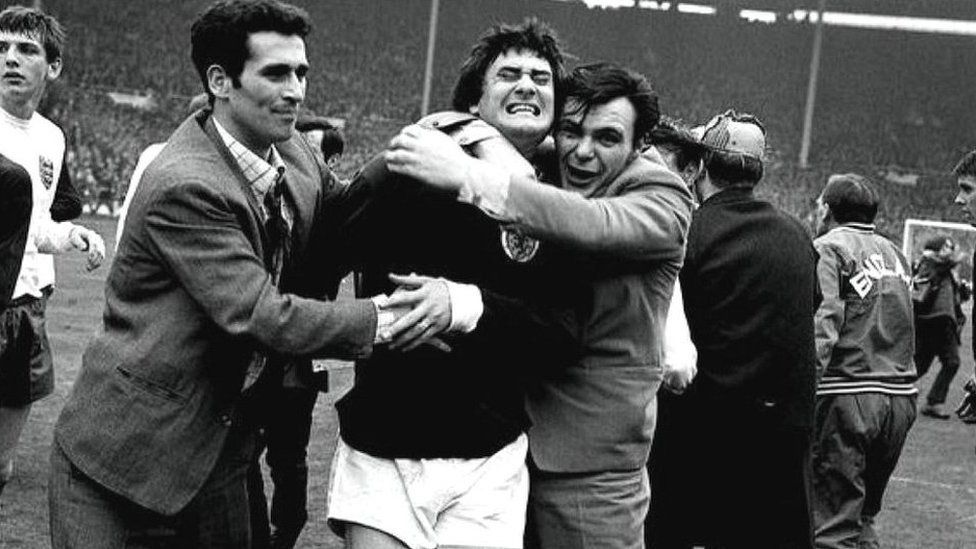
[[921, 403, 951, 419]]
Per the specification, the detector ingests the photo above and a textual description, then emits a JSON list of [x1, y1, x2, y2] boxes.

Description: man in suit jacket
[[386, 62, 693, 549], [48, 2, 388, 546]]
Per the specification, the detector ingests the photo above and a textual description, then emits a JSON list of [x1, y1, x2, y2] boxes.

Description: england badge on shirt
[[39, 157, 54, 189], [500, 226, 539, 263]]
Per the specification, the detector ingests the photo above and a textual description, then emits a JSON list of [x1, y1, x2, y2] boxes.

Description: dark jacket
[[681, 187, 820, 428], [0, 154, 32, 307], [321, 153, 583, 460], [913, 253, 970, 327]]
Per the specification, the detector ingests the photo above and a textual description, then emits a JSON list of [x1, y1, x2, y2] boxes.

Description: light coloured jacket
[[813, 223, 917, 396], [505, 152, 693, 472]]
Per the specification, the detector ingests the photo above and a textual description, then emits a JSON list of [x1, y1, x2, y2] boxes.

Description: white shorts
[[327, 434, 529, 549]]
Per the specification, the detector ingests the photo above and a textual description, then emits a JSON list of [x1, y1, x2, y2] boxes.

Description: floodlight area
[[584, 1, 976, 35], [794, 9, 976, 35], [740, 9, 777, 23], [677, 3, 716, 15]]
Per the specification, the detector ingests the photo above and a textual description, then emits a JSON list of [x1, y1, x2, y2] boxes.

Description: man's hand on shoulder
[[385, 124, 474, 192]]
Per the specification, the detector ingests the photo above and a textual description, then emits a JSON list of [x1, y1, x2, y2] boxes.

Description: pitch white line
[[889, 476, 976, 494]]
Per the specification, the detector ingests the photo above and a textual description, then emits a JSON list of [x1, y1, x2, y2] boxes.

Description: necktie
[[264, 177, 290, 279], [243, 177, 291, 395]]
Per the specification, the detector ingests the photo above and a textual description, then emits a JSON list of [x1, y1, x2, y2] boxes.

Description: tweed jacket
[[504, 153, 694, 473], [681, 187, 820, 429], [54, 110, 376, 515]]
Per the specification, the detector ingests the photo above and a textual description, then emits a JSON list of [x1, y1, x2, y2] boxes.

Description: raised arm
[[386, 122, 692, 262]]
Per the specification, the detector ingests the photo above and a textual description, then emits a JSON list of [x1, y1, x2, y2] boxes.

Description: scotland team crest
[[39, 157, 54, 189], [500, 226, 539, 263]]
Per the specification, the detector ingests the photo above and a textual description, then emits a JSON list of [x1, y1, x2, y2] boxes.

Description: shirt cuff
[[35, 219, 78, 254], [444, 280, 483, 333], [457, 162, 512, 220], [371, 295, 396, 343]]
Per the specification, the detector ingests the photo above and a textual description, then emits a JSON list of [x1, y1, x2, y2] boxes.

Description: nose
[[513, 73, 537, 97], [955, 193, 967, 206], [281, 72, 305, 104], [3, 47, 18, 66], [574, 136, 596, 161]]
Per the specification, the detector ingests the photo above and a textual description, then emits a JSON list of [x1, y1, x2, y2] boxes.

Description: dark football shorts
[[0, 294, 54, 406]]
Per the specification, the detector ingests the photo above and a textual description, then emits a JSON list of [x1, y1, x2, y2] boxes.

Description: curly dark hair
[[451, 18, 566, 115]]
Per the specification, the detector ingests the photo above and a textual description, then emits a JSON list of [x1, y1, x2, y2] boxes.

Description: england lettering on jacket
[[848, 253, 911, 298]]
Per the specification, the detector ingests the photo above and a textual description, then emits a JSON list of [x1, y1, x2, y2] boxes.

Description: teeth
[[507, 104, 538, 115]]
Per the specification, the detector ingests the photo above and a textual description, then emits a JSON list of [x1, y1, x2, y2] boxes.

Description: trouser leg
[[927, 322, 961, 405], [0, 404, 31, 497], [266, 387, 317, 549], [175, 424, 261, 548], [248, 457, 271, 549], [48, 442, 185, 549], [913, 319, 937, 380], [861, 395, 916, 521], [526, 465, 649, 549], [812, 395, 879, 549], [645, 390, 695, 549]]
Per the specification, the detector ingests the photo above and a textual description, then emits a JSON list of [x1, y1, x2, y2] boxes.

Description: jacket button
[[219, 414, 232, 427]]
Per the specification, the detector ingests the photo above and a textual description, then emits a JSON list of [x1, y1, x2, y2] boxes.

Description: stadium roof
[[724, 0, 976, 20], [582, 0, 976, 21]]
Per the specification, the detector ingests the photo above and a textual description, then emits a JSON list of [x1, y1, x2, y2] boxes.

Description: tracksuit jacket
[[813, 223, 917, 396]]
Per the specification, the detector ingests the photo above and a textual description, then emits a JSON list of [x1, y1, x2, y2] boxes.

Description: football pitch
[[1, 216, 975, 548]]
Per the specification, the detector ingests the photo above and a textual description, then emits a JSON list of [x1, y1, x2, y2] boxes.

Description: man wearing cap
[[912, 234, 970, 420], [810, 173, 916, 549], [669, 110, 820, 548]]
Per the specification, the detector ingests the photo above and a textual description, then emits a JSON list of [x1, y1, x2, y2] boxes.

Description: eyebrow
[[260, 62, 309, 74], [497, 65, 551, 75]]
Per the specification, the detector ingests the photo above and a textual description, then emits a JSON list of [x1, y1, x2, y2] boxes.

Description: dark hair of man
[[647, 118, 704, 171], [190, 0, 311, 103], [821, 173, 879, 224], [561, 62, 659, 149], [952, 149, 976, 178], [451, 18, 566, 114], [701, 149, 764, 188], [296, 115, 345, 158], [0, 6, 65, 62]]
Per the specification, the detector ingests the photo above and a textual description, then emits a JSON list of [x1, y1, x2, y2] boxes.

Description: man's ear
[[207, 65, 232, 100], [46, 57, 62, 81], [468, 103, 479, 115], [681, 161, 702, 186]]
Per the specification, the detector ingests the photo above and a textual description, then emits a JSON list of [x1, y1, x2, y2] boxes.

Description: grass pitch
[[1, 215, 975, 548]]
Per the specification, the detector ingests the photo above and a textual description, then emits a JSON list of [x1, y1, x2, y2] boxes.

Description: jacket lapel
[[198, 112, 269, 229]]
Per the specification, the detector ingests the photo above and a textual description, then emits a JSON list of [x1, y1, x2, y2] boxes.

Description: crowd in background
[[35, 0, 975, 241]]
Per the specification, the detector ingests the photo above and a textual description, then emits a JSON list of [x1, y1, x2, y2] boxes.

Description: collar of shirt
[[212, 118, 286, 207], [0, 106, 33, 130]]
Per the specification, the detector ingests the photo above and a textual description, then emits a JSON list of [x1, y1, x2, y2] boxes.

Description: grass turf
[[1, 215, 974, 548]]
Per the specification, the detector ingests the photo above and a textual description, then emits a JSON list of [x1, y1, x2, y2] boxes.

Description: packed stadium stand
[[34, 0, 976, 240]]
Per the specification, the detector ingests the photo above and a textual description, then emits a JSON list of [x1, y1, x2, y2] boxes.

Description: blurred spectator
[[912, 235, 972, 419]]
